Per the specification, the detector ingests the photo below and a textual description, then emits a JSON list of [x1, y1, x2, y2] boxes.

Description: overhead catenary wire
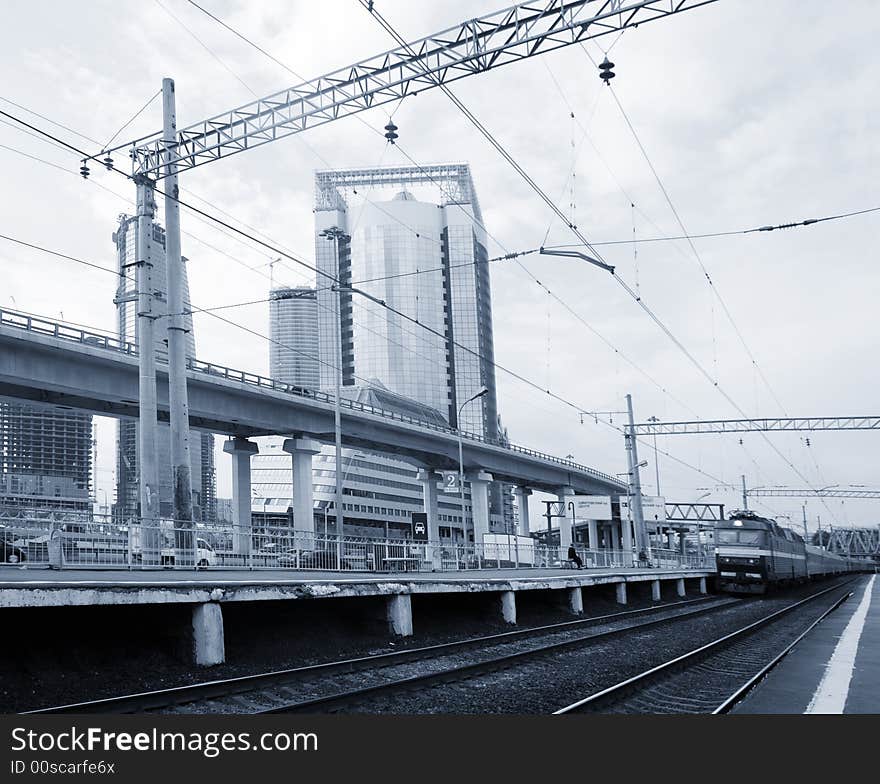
[[361, 2, 841, 521]]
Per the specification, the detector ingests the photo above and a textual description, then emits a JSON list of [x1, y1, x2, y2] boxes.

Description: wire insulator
[[384, 120, 399, 144]]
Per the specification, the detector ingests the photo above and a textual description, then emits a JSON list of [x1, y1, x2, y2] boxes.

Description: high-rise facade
[[314, 164, 499, 441], [269, 287, 320, 390], [313, 164, 510, 532], [112, 214, 216, 522], [0, 402, 92, 513]]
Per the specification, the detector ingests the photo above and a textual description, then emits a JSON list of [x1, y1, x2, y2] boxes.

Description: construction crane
[[97, 0, 717, 558]]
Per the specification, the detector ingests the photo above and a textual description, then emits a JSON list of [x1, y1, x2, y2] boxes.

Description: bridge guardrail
[[0, 307, 625, 487]]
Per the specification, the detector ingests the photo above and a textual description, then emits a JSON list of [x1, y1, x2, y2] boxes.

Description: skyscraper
[[314, 163, 499, 441], [0, 402, 92, 513], [313, 163, 511, 532], [269, 287, 320, 390], [112, 214, 216, 522]]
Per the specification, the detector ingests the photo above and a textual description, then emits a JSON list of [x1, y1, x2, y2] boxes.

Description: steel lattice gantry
[[129, 0, 717, 177], [827, 527, 880, 557], [632, 416, 880, 436], [748, 488, 880, 499]]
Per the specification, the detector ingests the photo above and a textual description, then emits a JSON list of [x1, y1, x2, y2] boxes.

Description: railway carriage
[[715, 511, 863, 594]]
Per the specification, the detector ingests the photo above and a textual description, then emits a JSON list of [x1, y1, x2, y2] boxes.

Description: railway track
[[554, 578, 859, 714], [27, 594, 730, 714]]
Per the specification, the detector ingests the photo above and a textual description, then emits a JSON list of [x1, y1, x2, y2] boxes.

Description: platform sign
[[571, 495, 612, 520], [619, 496, 666, 525], [441, 471, 460, 493], [411, 512, 429, 541]]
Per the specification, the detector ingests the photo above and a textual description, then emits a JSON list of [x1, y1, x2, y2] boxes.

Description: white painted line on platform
[[805, 575, 875, 714]]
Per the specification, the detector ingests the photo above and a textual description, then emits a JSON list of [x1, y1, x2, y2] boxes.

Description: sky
[[1, 0, 878, 533]]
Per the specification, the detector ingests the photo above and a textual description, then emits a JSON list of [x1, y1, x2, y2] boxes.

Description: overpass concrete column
[[469, 471, 493, 545], [588, 519, 599, 550], [223, 437, 258, 558], [514, 486, 532, 536], [557, 486, 575, 552], [620, 517, 634, 566], [417, 469, 441, 570], [283, 438, 322, 536]]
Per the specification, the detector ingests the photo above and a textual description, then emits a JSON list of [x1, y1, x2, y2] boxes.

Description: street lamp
[[647, 416, 661, 496], [319, 226, 350, 557], [457, 386, 489, 546]]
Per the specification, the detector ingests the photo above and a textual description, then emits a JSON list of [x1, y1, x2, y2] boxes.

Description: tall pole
[[648, 415, 661, 496], [161, 78, 194, 565], [135, 176, 160, 565], [334, 256, 344, 557], [625, 394, 648, 560], [321, 226, 347, 561], [742, 475, 749, 510], [457, 429, 466, 546], [802, 503, 809, 543]]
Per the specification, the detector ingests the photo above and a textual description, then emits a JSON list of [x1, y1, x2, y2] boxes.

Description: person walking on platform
[[567, 545, 583, 569]]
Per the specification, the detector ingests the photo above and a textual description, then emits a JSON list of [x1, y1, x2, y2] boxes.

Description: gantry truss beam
[[665, 502, 725, 523], [827, 528, 880, 557], [749, 488, 880, 499], [632, 416, 880, 435], [130, 0, 717, 177]]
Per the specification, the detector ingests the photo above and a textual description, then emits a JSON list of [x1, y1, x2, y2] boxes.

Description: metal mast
[[134, 177, 160, 565], [162, 79, 194, 563]]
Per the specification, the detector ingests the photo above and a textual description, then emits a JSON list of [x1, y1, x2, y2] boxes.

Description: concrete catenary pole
[[625, 394, 649, 560], [135, 176, 160, 565], [741, 475, 749, 510], [161, 78, 194, 561]]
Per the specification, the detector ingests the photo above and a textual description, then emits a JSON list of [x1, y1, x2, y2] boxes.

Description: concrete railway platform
[[0, 565, 711, 666], [733, 573, 879, 714]]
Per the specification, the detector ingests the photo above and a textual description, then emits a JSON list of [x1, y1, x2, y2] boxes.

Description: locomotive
[[715, 511, 863, 594]]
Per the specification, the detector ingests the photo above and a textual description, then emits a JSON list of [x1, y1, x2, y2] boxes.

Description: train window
[[717, 530, 765, 545], [738, 531, 765, 545]]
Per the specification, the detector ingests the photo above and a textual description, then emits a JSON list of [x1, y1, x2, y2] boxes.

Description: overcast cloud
[[1, 0, 877, 530]]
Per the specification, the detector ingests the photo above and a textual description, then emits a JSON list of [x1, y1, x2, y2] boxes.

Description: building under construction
[[0, 402, 93, 513]]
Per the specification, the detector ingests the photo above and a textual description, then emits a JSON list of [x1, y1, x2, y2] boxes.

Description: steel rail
[[260, 597, 742, 714], [25, 595, 724, 715], [553, 578, 859, 713], [711, 589, 854, 714]]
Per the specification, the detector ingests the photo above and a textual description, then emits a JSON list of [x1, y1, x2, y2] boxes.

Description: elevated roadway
[[0, 310, 625, 495]]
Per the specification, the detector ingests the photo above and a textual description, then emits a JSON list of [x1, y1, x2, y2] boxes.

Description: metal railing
[[0, 514, 714, 573], [0, 307, 625, 488]]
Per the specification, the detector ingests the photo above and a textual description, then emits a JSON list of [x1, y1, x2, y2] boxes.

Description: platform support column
[[651, 579, 661, 601], [566, 586, 583, 615], [418, 469, 442, 570], [615, 582, 627, 605], [283, 438, 322, 537], [676, 577, 686, 597], [223, 437, 259, 559], [386, 594, 413, 636], [514, 486, 532, 536], [500, 590, 517, 624], [699, 576, 707, 595], [192, 603, 225, 666], [469, 471, 493, 546]]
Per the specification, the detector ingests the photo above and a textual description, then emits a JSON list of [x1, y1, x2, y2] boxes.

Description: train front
[[715, 515, 770, 594]]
